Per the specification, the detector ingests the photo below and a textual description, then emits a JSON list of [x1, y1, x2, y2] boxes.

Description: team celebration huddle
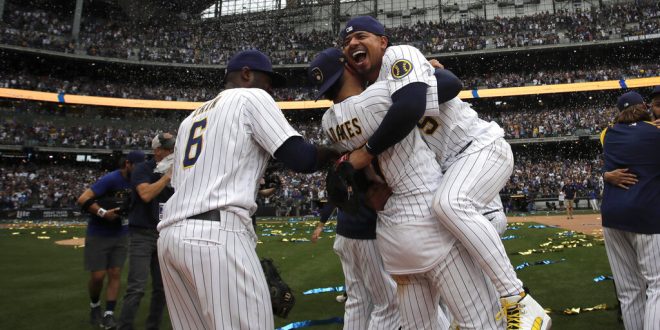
[[66, 11, 659, 330], [147, 15, 557, 330]]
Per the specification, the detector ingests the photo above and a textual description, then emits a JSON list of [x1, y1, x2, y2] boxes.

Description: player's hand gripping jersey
[[322, 81, 456, 275]]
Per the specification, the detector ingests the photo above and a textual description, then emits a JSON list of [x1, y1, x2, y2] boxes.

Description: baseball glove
[[325, 159, 369, 215], [263, 173, 282, 189], [260, 258, 295, 318]]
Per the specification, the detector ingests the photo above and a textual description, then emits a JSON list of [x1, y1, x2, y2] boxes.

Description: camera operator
[[77, 151, 145, 329], [117, 133, 175, 330]]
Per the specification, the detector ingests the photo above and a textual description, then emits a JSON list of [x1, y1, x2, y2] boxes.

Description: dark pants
[[118, 228, 165, 330]]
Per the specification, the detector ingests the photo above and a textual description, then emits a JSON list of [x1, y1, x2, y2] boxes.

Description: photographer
[[118, 133, 175, 330], [77, 151, 145, 329]]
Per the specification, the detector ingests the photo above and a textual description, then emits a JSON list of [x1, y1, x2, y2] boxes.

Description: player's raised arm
[[433, 68, 463, 103]]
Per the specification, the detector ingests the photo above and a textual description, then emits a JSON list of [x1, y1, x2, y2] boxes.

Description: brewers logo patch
[[311, 67, 324, 83], [391, 59, 413, 79]]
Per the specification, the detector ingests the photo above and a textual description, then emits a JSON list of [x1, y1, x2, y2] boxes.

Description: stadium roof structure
[[19, 0, 217, 21]]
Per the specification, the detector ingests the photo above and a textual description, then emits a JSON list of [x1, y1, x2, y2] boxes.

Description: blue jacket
[[601, 121, 660, 234]]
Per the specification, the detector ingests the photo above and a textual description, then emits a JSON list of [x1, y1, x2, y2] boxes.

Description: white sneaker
[[499, 293, 551, 330]]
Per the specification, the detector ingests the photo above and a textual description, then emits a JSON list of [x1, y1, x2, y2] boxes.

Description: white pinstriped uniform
[[376, 45, 439, 117], [333, 235, 403, 330], [322, 79, 503, 330], [603, 228, 660, 330], [483, 195, 508, 236], [378, 46, 510, 240], [406, 94, 523, 297], [157, 88, 301, 329]]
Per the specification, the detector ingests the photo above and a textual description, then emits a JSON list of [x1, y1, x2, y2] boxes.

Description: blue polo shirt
[[601, 121, 660, 234], [86, 170, 131, 237]]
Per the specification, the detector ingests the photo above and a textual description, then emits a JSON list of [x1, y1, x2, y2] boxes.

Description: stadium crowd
[[503, 155, 603, 200], [2, 63, 658, 101], [0, 71, 316, 102], [462, 63, 659, 89], [1, 2, 658, 64], [0, 164, 99, 210], [0, 102, 618, 150], [0, 119, 171, 149], [481, 105, 619, 138], [0, 152, 604, 212]]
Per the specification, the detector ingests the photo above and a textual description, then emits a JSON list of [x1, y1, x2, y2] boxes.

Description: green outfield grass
[[0, 218, 620, 329]]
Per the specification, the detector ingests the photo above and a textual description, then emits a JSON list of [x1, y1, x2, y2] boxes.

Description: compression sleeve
[[434, 68, 463, 103], [274, 136, 318, 173], [365, 82, 427, 155]]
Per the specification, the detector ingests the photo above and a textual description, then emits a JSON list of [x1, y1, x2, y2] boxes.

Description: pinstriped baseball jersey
[[418, 97, 504, 170], [322, 81, 455, 274], [377, 45, 440, 117], [158, 88, 300, 231]]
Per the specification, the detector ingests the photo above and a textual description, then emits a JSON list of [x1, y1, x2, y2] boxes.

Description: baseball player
[[77, 151, 145, 329], [600, 91, 660, 330], [603, 86, 660, 189], [339, 16, 549, 329], [311, 201, 404, 330], [311, 47, 503, 330], [157, 50, 338, 330]]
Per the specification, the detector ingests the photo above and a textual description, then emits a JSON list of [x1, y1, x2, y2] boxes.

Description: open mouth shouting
[[346, 46, 370, 74], [352, 49, 367, 65]]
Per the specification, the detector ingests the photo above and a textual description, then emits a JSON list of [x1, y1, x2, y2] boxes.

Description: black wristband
[[81, 198, 95, 214]]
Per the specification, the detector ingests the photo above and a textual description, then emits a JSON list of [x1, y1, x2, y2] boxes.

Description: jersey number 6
[[183, 118, 207, 168]]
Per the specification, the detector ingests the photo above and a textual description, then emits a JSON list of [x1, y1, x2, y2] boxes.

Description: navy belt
[[187, 210, 221, 222]]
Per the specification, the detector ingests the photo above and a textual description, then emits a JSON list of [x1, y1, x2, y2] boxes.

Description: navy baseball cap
[[340, 16, 388, 40], [225, 50, 286, 88], [126, 150, 145, 164], [308, 48, 346, 101], [616, 91, 645, 111], [650, 85, 660, 99]]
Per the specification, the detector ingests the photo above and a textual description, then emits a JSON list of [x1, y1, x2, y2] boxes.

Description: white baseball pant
[[333, 235, 401, 330], [604, 227, 660, 330], [483, 195, 508, 236], [395, 241, 504, 330], [158, 216, 273, 330], [433, 138, 523, 297]]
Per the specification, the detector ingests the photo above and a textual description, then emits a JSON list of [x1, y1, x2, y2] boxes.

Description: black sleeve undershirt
[[274, 136, 318, 173], [366, 82, 427, 155], [434, 68, 463, 103]]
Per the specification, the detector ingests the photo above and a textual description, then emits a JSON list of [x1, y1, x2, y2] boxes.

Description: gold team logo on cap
[[391, 59, 413, 79], [311, 67, 324, 83]]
